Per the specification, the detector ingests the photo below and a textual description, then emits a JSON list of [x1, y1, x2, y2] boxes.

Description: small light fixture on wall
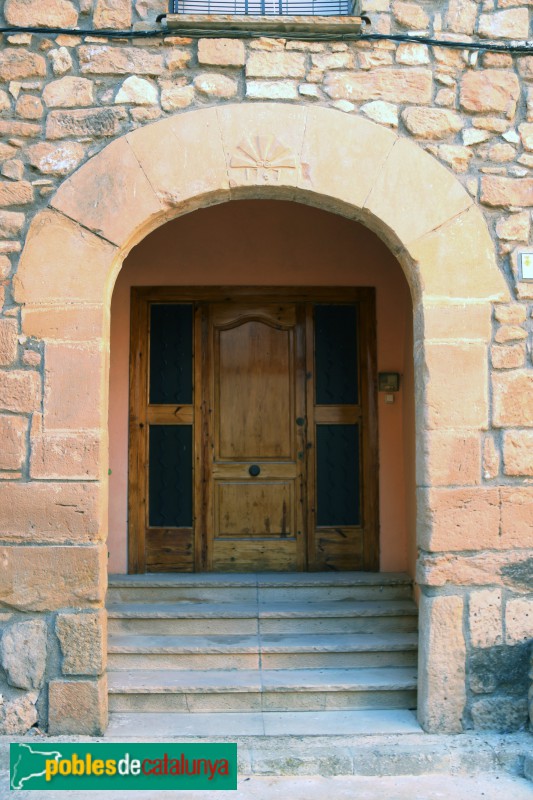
[[378, 372, 400, 404]]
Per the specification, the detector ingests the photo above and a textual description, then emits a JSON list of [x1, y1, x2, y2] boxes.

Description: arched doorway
[[15, 103, 509, 733]]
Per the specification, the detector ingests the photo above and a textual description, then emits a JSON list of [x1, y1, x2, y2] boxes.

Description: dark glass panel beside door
[[149, 304, 193, 404], [316, 424, 360, 526], [149, 425, 192, 527], [314, 305, 358, 405]]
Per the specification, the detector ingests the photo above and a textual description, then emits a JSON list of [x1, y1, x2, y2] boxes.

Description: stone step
[[105, 708, 423, 737], [107, 572, 413, 604], [107, 632, 418, 671], [107, 667, 417, 713], [107, 600, 418, 635]]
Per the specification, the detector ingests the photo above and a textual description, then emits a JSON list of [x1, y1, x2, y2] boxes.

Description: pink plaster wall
[[108, 200, 414, 574]]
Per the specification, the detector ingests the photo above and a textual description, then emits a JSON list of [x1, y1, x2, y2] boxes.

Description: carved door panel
[[202, 303, 307, 572]]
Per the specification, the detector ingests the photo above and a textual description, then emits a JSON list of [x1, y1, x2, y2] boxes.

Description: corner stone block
[[417, 550, 533, 590], [13, 209, 118, 306], [0, 482, 104, 544], [418, 594, 466, 733], [48, 675, 107, 735], [417, 487, 500, 552], [21, 306, 106, 343], [469, 589, 503, 648], [31, 417, 103, 480], [44, 341, 105, 430], [419, 302, 492, 342], [0, 544, 107, 611], [363, 137, 472, 247], [56, 610, 107, 676], [409, 206, 509, 302], [299, 108, 397, 215], [420, 342, 489, 429], [126, 110, 230, 218], [51, 137, 164, 249], [416, 430, 481, 487]]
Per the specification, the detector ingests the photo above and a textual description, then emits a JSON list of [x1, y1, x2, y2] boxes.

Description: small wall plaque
[[378, 372, 400, 392], [519, 252, 533, 282]]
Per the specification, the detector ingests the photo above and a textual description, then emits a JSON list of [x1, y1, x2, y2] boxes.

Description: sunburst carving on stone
[[230, 135, 297, 183]]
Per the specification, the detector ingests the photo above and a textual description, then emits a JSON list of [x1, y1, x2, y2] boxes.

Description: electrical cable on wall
[[0, 24, 531, 52]]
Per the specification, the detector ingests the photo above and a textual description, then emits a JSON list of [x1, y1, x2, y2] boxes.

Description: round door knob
[[249, 465, 261, 477]]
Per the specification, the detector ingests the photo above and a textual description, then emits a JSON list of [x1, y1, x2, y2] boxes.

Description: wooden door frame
[[128, 287, 379, 573]]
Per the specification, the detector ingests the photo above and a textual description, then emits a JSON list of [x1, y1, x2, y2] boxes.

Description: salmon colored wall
[[108, 200, 414, 574]]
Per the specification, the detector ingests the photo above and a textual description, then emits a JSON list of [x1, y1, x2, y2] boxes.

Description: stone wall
[[0, 0, 531, 734]]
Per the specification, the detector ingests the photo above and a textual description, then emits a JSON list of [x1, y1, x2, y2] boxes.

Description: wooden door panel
[[215, 481, 294, 537], [206, 302, 305, 572], [216, 321, 293, 460]]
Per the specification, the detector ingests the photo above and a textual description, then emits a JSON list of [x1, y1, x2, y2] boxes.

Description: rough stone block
[[1, 619, 47, 690], [494, 305, 527, 325], [25, 141, 85, 177], [491, 344, 526, 370], [0, 414, 27, 471], [0, 318, 18, 366], [0, 543, 107, 611], [325, 69, 433, 104], [469, 589, 503, 648], [246, 52, 306, 78], [46, 108, 127, 140], [0, 691, 38, 735], [0, 210, 24, 238], [418, 487, 500, 552], [0, 50, 46, 82], [493, 371, 533, 427], [445, 0, 477, 34], [0, 371, 40, 414], [418, 594, 466, 733], [402, 107, 463, 139], [471, 696, 529, 732], [0, 180, 33, 207], [198, 38, 245, 67], [460, 70, 520, 118], [94, 0, 132, 28], [392, 0, 429, 29], [15, 95, 43, 120], [48, 675, 107, 735], [500, 487, 533, 548], [43, 77, 94, 108], [56, 610, 107, 676], [194, 74, 238, 99], [481, 176, 533, 208], [115, 76, 158, 105], [78, 46, 164, 76], [494, 325, 527, 344], [5, 0, 78, 27], [506, 598, 533, 645], [478, 9, 530, 40], [503, 430, 533, 476]]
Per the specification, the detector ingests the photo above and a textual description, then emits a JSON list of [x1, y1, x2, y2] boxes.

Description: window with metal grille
[[169, 0, 361, 15]]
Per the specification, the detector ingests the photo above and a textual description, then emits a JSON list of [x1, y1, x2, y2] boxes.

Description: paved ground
[[1, 773, 533, 799]]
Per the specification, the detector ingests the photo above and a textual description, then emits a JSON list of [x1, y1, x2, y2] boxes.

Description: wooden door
[[202, 303, 306, 571], [128, 288, 378, 574]]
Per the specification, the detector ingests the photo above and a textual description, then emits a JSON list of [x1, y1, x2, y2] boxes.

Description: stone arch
[[14, 103, 509, 733]]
